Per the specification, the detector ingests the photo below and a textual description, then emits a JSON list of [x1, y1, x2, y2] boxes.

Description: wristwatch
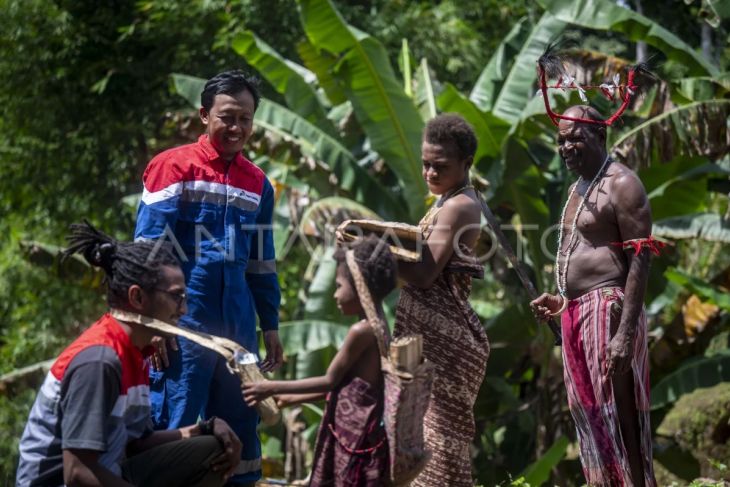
[[198, 416, 217, 435]]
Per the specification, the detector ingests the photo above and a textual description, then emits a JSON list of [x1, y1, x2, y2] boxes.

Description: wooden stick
[[476, 194, 563, 346]]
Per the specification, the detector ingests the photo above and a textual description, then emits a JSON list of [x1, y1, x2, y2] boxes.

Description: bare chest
[[560, 179, 618, 246]]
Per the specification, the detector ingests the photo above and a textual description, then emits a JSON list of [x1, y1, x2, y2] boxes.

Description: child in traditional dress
[[242, 236, 395, 486]]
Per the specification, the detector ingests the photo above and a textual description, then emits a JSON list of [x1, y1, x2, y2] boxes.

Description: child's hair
[[62, 220, 180, 308], [333, 235, 397, 301]]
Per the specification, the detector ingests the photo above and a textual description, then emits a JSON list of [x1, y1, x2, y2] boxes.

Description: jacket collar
[[197, 134, 245, 167]]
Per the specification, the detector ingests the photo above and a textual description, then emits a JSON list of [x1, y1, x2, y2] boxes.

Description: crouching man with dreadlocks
[[531, 106, 658, 487], [16, 222, 241, 487]]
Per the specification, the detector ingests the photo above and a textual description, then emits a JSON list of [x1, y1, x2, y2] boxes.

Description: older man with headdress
[[529, 47, 660, 487], [531, 99, 659, 485]]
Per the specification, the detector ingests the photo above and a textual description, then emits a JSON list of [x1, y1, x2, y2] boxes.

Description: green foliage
[[2, 0, 730, 485], [298, 0, 427, 222], [651, 346, 730, 409], [539, 0, 718, 76], [0, 389, 36, 484], [612, 100, 730, 169], [231, 31, 333, 129], [276, 320, 349, 356], [519, 436, 569, 486], [665, 267, 730, 311], [656, 382, 730, 481], [479, 12, 568, 124]]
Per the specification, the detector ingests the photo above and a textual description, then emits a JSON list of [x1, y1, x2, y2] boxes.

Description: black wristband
[[198, 416, 216, 435]]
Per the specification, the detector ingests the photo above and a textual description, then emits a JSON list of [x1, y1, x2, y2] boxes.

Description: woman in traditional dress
[[395, 114, 490, 486]]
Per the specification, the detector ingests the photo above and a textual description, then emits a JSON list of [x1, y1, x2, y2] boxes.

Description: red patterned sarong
[[562, 287, 656, 487], [309, 377, 388, 486]]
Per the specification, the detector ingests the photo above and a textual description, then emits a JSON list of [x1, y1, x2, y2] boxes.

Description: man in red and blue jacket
[[134, 71, 283, 486]]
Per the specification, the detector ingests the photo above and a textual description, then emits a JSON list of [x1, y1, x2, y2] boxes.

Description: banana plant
[[296, 0, 428, 222]]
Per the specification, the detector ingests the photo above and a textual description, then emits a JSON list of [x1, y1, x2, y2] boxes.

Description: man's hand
[[241, 381, 273, 407], [261, 330, 283, 373], [150, 336, 178, 371], [530, 293, 565, 322], [209, 418, 242, 481], [605, 332, 634, 377]]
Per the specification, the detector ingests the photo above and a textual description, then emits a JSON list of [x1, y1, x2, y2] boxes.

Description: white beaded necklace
[[555, 155, 611, 297]]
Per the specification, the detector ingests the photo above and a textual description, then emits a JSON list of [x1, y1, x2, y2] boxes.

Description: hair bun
[[85, 242, 116, 273]]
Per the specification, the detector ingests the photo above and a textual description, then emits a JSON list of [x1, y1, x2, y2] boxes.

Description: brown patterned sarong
[[562, 287, 655, 487], [394, 207, 490, 486], [309, 377, 388, 486]]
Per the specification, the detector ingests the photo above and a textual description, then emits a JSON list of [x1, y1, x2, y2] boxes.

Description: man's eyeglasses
[[153, 288, 187, 308]]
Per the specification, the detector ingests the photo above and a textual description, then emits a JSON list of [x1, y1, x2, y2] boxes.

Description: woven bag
[[345, 252, 433, 486]]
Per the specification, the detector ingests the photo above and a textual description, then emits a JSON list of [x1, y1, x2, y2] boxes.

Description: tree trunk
[[701, 22, 716, 66], [633, 0, 648, 62]]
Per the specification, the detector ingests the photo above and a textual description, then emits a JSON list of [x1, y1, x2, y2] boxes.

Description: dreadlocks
[[62, 220, 180, 307]]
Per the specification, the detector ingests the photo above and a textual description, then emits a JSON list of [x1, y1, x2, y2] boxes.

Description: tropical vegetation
[[1, 0, 729, 485]]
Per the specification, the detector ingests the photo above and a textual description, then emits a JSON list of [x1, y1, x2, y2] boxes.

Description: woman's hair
[[201, 70, 261, 112], [333, 235, 397, 302], [423, 113, 478, 161], [62, 221, 180, 308]]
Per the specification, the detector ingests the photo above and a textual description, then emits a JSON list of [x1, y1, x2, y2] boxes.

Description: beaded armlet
[[611, 236, 665, 256]]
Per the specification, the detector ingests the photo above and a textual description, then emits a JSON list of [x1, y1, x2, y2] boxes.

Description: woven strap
[[109, 308, 249, 371], [345, 251, 391, 359]]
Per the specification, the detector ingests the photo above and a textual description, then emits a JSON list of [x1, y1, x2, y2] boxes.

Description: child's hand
[[275, 394, 294, 408], [241, 381, 272, 406]]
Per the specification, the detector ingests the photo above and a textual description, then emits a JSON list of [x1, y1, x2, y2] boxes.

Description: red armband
[[611, 236, 665, 256]]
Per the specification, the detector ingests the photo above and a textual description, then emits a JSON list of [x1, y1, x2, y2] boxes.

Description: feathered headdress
[[536, 43, 654, 126]]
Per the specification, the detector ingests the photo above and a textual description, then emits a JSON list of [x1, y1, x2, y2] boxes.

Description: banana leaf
[[638, 158, 729, 220], [296, 39, 347, 106], [413, 58, 438, 121], [538, 0, 718, 77], [231, 31, 333, 131], [300, 245, 342, 323], [297, 0, 427, 222], [298, 196, 380, 241], [18, 240, 102, 288], [483, 12, 568, 124], [296, 345, 338, 379], [665, 267, 730, 312], [653, 213, 730, 243], [671, 76, 730, 104], [437, 83, 511, 164], [399, 39, 413, 98], [469, 17, 532, 112], [492, 138, 552, 287], [255, 99, 409, 220], [519, 435, 570, 487], [276, 320, 350, 357], [484, 303, 539, 377], [611, 99, 730, 169]]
